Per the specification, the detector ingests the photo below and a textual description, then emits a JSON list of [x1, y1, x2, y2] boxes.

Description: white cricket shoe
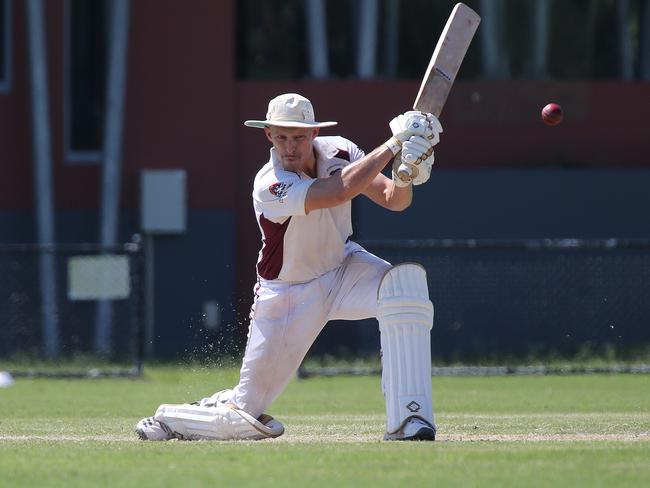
[[384, 416, 436, 441], [135, 416, 177, 441], [193, 389, 234, 407], [136, 390, 234, 441]]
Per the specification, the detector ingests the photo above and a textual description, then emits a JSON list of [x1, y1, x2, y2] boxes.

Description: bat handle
[[396, 161, 412, 182]]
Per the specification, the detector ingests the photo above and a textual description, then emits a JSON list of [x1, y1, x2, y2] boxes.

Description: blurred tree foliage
[[237, 0, 649, 80]]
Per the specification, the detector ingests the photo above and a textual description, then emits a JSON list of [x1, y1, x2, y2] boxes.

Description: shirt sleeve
[[253, 171, 315, 220], [347, 140, 365, 163]]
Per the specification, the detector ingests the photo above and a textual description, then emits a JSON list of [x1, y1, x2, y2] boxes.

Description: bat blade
[[413, 3, 481, 117], [396, 3, 480, 182]]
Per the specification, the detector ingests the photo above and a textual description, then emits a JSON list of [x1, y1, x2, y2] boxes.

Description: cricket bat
[[397, 2, 481, 179]]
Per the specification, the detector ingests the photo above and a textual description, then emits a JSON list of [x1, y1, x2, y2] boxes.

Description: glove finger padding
[[401, 136, 433, 164], [403, 114, 432, 139], [387, 111, 442, 162], [411, 152, 434, 186], [426, 114, 443, 137], [404, 135, 431, 152], [409, 112, 443, 142], [389, 112, 442, 143]]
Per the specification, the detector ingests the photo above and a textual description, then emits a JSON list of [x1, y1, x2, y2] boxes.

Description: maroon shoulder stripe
[[334, 149, 350, 161], [257, 214, 291, 280]]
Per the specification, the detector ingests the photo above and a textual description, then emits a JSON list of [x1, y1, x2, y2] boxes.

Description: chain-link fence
[[370, 238, 650, 361], [0, 236, 144, 377], [305, 238, 650, 367]]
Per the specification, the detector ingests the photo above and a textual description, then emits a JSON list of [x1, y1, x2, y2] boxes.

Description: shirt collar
[[313, 137, 340, 161]]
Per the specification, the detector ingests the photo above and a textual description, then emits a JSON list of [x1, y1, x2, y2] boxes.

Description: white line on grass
[[1, 432, 648, 443]]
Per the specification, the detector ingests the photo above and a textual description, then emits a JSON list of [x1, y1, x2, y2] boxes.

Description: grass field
[[1, 366, 649, 487]]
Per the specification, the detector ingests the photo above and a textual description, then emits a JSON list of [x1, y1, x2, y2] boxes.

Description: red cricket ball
[[542, 103, 563, 126]]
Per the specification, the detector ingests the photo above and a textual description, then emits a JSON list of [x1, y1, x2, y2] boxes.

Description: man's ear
[[311, 128, 320, 139], [264, 127, 273, 143]]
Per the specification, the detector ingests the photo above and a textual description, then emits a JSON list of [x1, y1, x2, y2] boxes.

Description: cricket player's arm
[[304, 144, 394, 213], [362, 173, 412, 212]]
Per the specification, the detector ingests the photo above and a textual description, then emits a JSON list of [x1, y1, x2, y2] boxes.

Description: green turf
[[1, 367, 649, 487]]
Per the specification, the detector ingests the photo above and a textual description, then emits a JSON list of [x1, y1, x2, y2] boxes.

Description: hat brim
[[244, 120, 338, 129]]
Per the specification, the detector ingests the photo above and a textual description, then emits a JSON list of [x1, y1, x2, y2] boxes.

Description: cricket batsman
[[136, 93, 442, 441]]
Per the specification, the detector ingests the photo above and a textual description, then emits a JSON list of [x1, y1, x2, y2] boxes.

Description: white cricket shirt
[[252, 136, 365, 283]]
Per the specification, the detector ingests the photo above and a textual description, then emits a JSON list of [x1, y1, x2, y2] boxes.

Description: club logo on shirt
[[268, 182, 292, 202]]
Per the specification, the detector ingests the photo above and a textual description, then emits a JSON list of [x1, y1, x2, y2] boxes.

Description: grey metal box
[[141, 169, 187, 234]]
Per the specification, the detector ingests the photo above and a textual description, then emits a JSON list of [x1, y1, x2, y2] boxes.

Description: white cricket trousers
[[231, 243, 390, 418]]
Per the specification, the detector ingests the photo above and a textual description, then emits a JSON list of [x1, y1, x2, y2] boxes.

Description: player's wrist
[[384, 137, 402, 156]]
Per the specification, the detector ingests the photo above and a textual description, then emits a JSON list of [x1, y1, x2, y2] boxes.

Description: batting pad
[[377, 263, 435, 433], [154, 403, 284, 441]]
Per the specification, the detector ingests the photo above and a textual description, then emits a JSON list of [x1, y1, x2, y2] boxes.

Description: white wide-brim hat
[[244, 93, 338, 129]]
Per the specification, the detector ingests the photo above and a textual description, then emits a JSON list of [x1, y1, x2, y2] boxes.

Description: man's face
[[264, 126, 319, 168]]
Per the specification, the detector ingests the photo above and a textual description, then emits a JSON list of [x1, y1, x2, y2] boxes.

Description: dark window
[[236, 0, 649, 80], [235, 0, 482, 80], [236, 0, 307, 79], [0, 0, 10, 91], [66, 0, 107, 158]]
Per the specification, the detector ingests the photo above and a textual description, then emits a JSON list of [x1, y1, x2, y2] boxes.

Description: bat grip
[[396, 162, 412, 180]]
